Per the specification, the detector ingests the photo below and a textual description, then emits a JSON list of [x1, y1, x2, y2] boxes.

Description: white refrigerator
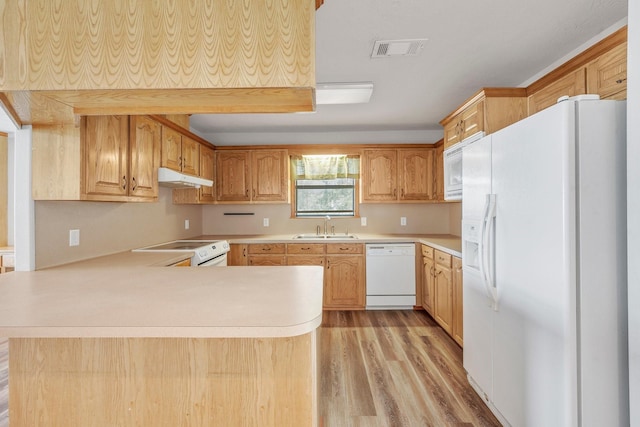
[[461, 97, 628, 426]]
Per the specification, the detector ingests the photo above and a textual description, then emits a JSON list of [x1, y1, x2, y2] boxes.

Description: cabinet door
[[181, 136, 200, 176], [198, 145, 215, 202], [434, 264, 453, 334], [422, 255, 435, 315], [325, 255, 365, 309], [586, 42, 627, 100], [459, 100, 484, 140], [160, 126, 182, 172], [252, 150, 288, 202], [362, 149, 397, 201], [216, 150, 251, 201], [528, 68, 587, 114], [83, 116, 130, 197], [443, 119, 461, 149], [227, 244, 248, 266], [398, 148, 435, 201], [129, 116, 161, 199], [434, 143, 445, 201], [452, 257, 463, 347]]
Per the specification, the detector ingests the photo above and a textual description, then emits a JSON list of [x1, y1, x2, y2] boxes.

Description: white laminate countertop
[[0, 251, 323, 339], [201, 233, 462, 257]]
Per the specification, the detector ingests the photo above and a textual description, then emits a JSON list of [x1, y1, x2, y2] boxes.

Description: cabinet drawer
[[286, 255, 325, 266], [248, 255, 286, 266], [326, 243, 363, 255], [248, 243, 286, 254], [435, 250, 451, 267], [287, 244, 326, 255], [421, 245, 434, 259]]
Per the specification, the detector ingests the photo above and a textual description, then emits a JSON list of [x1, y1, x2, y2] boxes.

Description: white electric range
[[133, 240, 230, 266]]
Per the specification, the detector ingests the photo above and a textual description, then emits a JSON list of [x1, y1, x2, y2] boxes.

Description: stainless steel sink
[[292, 234, 358, 240]]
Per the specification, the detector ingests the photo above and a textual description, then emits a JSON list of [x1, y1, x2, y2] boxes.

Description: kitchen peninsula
[[0, 252, 323, 427]]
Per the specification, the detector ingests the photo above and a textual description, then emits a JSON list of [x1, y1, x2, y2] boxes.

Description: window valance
[[290, 155, 360, 180]]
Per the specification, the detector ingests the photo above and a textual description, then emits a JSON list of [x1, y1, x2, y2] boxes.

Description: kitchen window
[[291, 155, 360, 217]]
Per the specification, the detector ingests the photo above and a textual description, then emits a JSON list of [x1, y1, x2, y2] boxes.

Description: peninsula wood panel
[[9, 334, 318, 427], [1, 0, 315, 91]]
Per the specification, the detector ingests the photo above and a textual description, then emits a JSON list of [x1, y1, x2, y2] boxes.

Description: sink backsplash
[[202, 203, 461, 236]]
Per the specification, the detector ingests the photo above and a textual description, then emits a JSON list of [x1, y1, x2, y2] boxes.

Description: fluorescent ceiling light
[[316, 82, 374, 105]]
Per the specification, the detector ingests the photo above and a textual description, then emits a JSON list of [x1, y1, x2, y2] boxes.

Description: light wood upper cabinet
[[83, 116, 130, 198], [128, 116, 161, 199], [362, 150, 397, 201], [198, 145, 216, 203], [528, 68, 587, 114], [440, 89, 528, 150], [586, 42, 627, 100], [398, 149, 435, 201], [161, 128, 199, 176], [216, 151, 251, 202], [216, 149, 288, 203], [252, 150, 289, 202], [362, 148, 437, 203]]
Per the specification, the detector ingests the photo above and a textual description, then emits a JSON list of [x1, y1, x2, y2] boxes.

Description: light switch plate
[[69, 229, 80, 246], [263, 218, 270, 227], [185, 219, 190, 230], [401, 217, 407, 226], [361, 217, 367, 226]]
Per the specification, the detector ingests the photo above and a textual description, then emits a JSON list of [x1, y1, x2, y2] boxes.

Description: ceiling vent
[[371, 39, 428, 58]]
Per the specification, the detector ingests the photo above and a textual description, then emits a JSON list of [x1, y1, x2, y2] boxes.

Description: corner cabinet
[[361, 147, 436, 203], [160, 126, 200, 176], [32, 115, 161, 202], [216, 149, 288, 203], [172, 144, 216, 205]]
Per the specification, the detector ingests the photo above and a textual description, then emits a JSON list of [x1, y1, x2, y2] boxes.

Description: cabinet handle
[[122, 175, 126, 190], [242, 247, 246, 257], [616, 78, 627, 84], [401, 188, 405, 198], [327, 259, 330, 269], [131, 177, 137, 191], [246, 189, 249, 197], [301, 247, 310, 251]]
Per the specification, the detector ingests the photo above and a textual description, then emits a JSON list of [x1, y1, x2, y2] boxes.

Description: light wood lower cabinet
[[421, 245, 435, 315], [421, 244, 463, 346], [434, 250, 453, 335], [236, 242, 366, 310], [247, 243, 286, 266], [452, 257, 463, 347]]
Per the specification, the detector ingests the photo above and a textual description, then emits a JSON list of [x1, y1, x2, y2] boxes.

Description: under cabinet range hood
[[157, 167, 213, 189]]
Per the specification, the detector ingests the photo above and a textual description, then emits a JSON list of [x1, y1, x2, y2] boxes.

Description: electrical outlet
[[361, 217, 367, 226], [401, 217, 407, 226], [184, 219, 190, 230], [69, 229, 80, 246], [263, 218, 270, 227]]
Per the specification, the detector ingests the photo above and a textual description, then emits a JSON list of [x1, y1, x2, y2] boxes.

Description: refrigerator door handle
[[485, 194, 498, 310], [479, 194, 497, 309]]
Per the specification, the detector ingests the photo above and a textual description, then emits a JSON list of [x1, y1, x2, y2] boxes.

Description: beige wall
[[202, 203, 456, 236], [35, 188, 203, 269], [449, 202, 462, 236]]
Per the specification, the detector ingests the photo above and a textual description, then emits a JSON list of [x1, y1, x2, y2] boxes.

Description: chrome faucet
[[323, 215, 331, 235]]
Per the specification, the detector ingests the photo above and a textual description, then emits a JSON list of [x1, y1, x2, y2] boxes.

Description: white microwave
[[443, 131, 485, 201]]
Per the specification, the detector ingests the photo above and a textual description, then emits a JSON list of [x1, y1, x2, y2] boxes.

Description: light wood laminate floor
[[319, 310, 500, 427]]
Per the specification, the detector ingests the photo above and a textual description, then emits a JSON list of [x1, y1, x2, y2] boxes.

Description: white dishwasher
[[365, 243, 416, 310]]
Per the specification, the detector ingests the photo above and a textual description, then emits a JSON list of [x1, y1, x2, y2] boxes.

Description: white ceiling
[[190, 0, 628, 145]]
